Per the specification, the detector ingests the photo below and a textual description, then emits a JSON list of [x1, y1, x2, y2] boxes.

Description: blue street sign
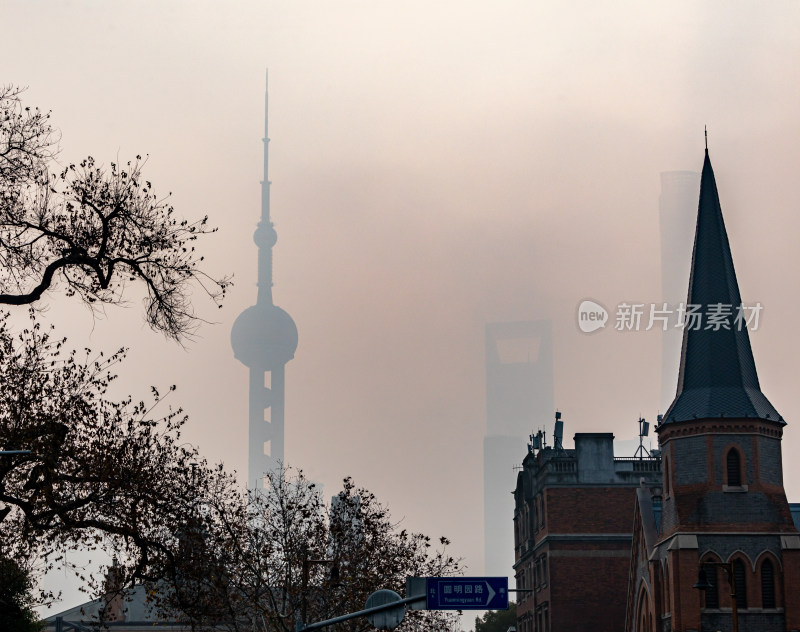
[[425, 577, 509, 610]]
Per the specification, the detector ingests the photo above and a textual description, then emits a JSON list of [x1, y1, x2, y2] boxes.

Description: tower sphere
[[254, 221, 278, 249], [231, 302, 298, 370]]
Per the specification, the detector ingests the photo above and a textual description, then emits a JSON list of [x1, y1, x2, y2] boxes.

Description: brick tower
[[626, 148, 800, 632]]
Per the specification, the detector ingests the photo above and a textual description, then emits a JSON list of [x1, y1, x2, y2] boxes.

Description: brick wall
[[673, 436, 708, 485], [758, 435, 783, 486], [697, 534, 782, 562], [550, 552, 630, 632], [546, 487, 639, 534]]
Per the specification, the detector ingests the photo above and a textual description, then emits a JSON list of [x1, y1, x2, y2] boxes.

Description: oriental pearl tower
[[231, 76, 298, 490]]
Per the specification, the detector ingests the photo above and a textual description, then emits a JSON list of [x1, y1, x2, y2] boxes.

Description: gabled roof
[[662, 150, 782, 425], [624, 486, 660, 632], [790, 503, 800, 531], [43, 585, 185, 631]]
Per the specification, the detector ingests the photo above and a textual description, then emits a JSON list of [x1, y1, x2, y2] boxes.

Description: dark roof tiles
[[662, 150, 782, 425]]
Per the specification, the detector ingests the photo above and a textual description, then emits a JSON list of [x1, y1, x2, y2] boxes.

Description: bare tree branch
[[0, 86, 230, 341]]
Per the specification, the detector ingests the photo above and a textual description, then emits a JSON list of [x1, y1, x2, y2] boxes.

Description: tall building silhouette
[[658, 170, 700, 412], [231, 75, 298, 489], [484, 320, 554, 578]]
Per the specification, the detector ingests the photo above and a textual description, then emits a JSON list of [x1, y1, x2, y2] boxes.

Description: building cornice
[[515, 533, 634, 566], [657, 418, 784, 443]]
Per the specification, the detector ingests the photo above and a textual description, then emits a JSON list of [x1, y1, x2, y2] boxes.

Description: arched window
[[761, 559, 776, 609], [637, 584, 654, 632], [664, 457, 671, 496], [703, 563, 719, 609], [733, 559, 748, 609], [541, 554, 548, 586], [538, 494, 546, 529], [727, 449, 743, 486], [653, 563, 663, 616]]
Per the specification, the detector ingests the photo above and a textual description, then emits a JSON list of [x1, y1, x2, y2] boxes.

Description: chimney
[[103, 559, 125, 622]]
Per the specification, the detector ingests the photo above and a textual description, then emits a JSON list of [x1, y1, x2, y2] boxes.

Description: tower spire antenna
[[264, 69, 269, 195], [231, 74, 298, 490], [704, 125, 708, 151], [253, 69, 275, 305]]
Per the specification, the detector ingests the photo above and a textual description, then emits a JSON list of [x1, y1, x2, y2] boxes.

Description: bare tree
[[0, 85, 58, 184], [0, 311, 240, 608], [0, 555, 43, 632], [0, 85, 234, 617], [0, 85, 229, 340], [167, 466, 463, 632]]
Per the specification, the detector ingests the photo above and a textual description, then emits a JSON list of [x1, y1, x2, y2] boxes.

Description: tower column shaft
[[248, 368, 269, 489], [257, 237, 274, 304], [247, 365, 286, 488], [271, 365, 286, 466]]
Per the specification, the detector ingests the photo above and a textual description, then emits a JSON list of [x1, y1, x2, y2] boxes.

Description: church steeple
[[662, 149, 781, 424]]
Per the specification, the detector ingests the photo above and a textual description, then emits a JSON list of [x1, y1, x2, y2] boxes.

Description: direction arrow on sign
[[424, 577, 508, 610]]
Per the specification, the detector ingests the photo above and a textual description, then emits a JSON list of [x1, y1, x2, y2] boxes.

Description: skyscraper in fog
[[658, 170, 700, 411], [231, 76, 298, 489], [484, 320, 554, 578]]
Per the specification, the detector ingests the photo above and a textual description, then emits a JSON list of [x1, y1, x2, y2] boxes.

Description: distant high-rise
[[658, 170, 700, 411], [484, 320, 554, 578], [231, 75, 298, 489]]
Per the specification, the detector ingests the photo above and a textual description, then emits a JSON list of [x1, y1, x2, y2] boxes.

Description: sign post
[[365, 589, 405, 630], [406, 576, 509, 611]]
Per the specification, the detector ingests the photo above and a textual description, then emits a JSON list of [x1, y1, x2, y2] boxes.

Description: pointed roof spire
[[662, 148, 782, 424]]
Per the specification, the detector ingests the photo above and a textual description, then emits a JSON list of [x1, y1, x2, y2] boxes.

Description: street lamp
[[300, 557, 340, 628], [693, 561, 738, 632]]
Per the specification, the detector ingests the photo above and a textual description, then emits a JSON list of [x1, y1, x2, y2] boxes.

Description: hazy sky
[[5, 0, 800, 614]]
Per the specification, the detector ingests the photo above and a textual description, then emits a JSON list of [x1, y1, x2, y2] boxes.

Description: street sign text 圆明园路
[[425, 577, 508, 610]]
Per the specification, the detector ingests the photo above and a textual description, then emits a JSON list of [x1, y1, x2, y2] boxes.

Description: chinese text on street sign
[[425, 577, 508, 610]]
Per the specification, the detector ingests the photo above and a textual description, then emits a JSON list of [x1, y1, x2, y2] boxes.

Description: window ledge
[[701, 606, 783, 613], [723, 484, 748, 492]]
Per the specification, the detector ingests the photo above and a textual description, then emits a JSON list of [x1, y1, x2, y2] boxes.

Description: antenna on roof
[[529, 426, 546, 453], [704, 125, 708, 151], [633, 416, 651, 459], [553, 410, 564, 452]]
